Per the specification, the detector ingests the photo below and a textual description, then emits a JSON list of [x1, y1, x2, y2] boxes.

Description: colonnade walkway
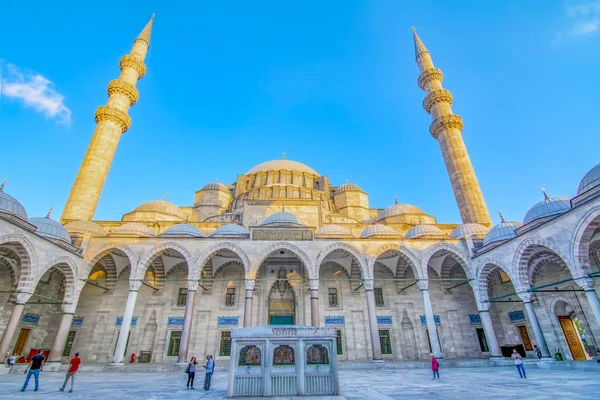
[[2, 364, 600, 399]]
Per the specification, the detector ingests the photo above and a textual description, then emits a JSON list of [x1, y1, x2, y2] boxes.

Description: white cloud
[[0, 62, 71, 124], [554, 0, 600, 45]]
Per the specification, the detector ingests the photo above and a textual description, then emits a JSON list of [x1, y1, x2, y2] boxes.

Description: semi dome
[[261, 212, 301, 226], [523, 195, 571, 225], [0, 187, 28, 221], [246, 159, 319, 176], [210, 224, 250, 237], [316, 224, 353, 237], [405, 224, 447, 239], [483, 220, 522, 246], [133, 200, 186, 220], [112, 222, 156, 237], [450, 223, 490, 239], [377, 203, 425, 221], [161, 223, 205, 237], [335, 182, 362, 194], [201, 181, 231, 193], [360, 224, 399, 238], [29, 217, 72, 243], [578, 163, 600, 195], [64, 221, 108, 237]]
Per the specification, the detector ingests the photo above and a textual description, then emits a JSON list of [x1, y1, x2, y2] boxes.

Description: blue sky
[[1, 0, 599, 224]]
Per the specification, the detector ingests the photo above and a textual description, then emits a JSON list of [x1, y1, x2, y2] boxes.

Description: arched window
[[238, 345, 261, 366]]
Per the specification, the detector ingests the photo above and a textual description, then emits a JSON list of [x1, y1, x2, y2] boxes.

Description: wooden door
[[558, 316, 586, 360], [13, 329, 30, 355], [517, 326, 532, 351]]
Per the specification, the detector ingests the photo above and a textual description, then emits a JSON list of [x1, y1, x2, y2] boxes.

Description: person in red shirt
[[59, 352, 81, 393], [431, 353, 440, 380]]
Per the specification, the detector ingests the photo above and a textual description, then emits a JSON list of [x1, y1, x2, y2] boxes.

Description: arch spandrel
[[250, 242, 313, 278], [315, 242, 368, 279], [134, 242, 194, 280], [513, 238, 574, 290], [367, 243, 424, 280], [571, 206, 600, 275], [0, 233, 38, 284], [192, 242, 251, 280]]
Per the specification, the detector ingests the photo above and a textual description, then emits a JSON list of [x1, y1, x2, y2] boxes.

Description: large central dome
[[246, 159, 319, 176]]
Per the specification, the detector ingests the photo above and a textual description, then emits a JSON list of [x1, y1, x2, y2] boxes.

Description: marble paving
[[1, 366, 599, 399]]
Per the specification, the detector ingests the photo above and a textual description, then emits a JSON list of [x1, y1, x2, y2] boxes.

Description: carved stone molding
[[119, 55, 146, 78], [418, 68, 443, 90], [107, 80, 139, 106], [363, 278, 374, 291], [245, 279, 256, 291], [429, 114, 463, 139], [417, 280, 429, 291], [188, 279, 199, 292], [62, 303, 77, 314], [95, 105, 132, 133], [423, 89, 453, 114], [309, 279, 319, 291], [129, 279, 143, 292]]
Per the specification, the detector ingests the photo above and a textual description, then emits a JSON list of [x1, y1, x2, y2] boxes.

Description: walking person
[[186, 356, 197, 389], [203, 354, 214, 390], [533, 345, 542, 359], [59, 352, 81, 393], [512, 348, 526, 379], [431, 353, 440, 380], [21, 349, 45, 392], [8, 353, 17, 371]]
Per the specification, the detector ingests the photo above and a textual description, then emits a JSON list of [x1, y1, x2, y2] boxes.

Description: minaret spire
[[412, 28, 492, 227], [61, 16, 155, 223]]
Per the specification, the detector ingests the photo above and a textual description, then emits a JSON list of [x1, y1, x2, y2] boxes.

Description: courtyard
[[1, 366, 599, 399]]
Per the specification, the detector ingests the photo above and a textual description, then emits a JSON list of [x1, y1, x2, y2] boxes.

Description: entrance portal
[[268, 267, 295, 325], [558, 316, 586, 360]]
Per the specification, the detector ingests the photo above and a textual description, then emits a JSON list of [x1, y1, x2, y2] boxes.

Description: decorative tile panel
[[22, 313, 40, 325], [377, 316, 393, 325], [116, 317, 138, 327], [71, 317, 84, 326], [324, 316, 345, 325], [508, 310, 525, 322], [168, 317, 184, 326], [218, 316, 239, 326], [419, 315, 441, 325], [469, 314, 481, 324]]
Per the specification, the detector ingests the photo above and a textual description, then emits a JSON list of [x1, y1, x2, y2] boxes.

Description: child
[[431, 353, 440, 380]]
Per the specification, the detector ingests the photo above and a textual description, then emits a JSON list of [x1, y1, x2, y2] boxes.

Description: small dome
[[201, 181, 231, 194], [377, 203, 425, 221], [261, 212, 301, 226], [360, 224, 399, 238], [316, 224, 353, 237], [29, 217, 72, 243], [0, 189, 28, 221], [450, 223, 490, 239], [112, 222, 156, 237], [161, 224, 205, 237], [523, 196, 571, 225], [335, 182, 362, 194], [246, 159, 319, 176], [64, 221, 108, 237], [578, 163, 600, 195], [210, 224, 250, 237], [483, 221, 522, 246], [133, 200, 186, 220], [405, 224, 447, 239]]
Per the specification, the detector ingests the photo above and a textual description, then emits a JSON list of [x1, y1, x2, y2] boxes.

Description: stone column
[[243, 279, 255, 328], [112, 279, 141, 365], [478, 306, 502, 357], [364, 279, 383, 362], [309, 279, 320, 327], [518, 292, 550, 358], [177, 279, 198, 364], [419, 280, 442, 358], [578, 278, 600, 333], [0, 293, 31, 358], [47, 303, 76, 363]]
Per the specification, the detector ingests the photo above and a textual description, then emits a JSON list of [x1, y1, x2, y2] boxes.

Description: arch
[[514, 238, 573, 290], [251, 242, 312, 278], [39, 256, 79, 302], [571, 206, 600, 276], [475, 257, 514, 303], [315, 242, 368, 279], [192, 242, 251, 279], [368, 243, 424, 280], [0, 234, 38, 284], [135, 242, 194, 280], [422, 242, 471, 278], [85, 243, 137, 271]]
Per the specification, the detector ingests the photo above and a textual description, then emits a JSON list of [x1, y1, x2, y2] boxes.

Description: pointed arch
[[513, 238, 573, 290], [475, 257, 514, 303], [571, 206, 600, 276], [85, 242, 137, 271], [39, 256, 79, 302], [422, 242, 471, 278], [192, 242, 251, 279], [315, 242, 368, 279], [0, 234, 37, 284], [251, 242, 312, 278], [135, 242, 194, 280], [367, 243, 423, 280]]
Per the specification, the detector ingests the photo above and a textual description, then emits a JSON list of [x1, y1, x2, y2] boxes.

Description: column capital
[[129, 279, 142, 291], [309, 279, 319, 291], [478, 303, 491, 312], [245, 279, 256, 291], [517, 291, 533, 303], [62, 303, 77, 314], [16, 292, 32, 305], [363, 278, 374, 291], [417, 279, 429, 291], [576, 277, 595, 291], [187, 279, 199, 292]]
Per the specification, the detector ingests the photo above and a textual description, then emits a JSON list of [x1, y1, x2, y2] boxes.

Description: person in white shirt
[[511, 348, 527, 379]]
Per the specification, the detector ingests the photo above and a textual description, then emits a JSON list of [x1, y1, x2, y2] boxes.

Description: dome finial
[[498, 211, 506, 223], [0, 179, 6, 192], [46, 206, 53, 218], [345, 179, 349, 184], [216, 178, 219, 183], [394, 196, 398, 205], [163, 192, 167, 201], [281, 152, 285, 160], [541, 187, 549, 200]]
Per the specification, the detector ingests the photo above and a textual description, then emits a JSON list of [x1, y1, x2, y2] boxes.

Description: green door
[[269, 316, 294, 325]]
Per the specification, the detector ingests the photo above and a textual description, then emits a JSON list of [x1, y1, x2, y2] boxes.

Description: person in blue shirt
[[203, 354, 214, 390]]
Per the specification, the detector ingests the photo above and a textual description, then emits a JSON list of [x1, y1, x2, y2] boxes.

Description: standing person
[[186, 356, 197, 389], [59, 352, 81, 393], [431, 353, 440, 380], [533, 345, 542, 359], [512, 348, 526, 379], [203, 354, 214, 390], [21, 349, 45, 392], [8, 353, 17, 371]]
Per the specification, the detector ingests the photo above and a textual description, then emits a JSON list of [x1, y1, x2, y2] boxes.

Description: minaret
[[60, 16, 155, 223], [412, 28, 492, 226]]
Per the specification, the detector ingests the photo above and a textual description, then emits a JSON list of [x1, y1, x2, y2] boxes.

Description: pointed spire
[[412, 27, 429, 60], [394, 196, 398, 205], [163, 192, 167, 201], [498, 211, 506, 223], [216, 178, 219, 183], [0, 179, 6, 192], [282, 152, 285, 160], [541, 187, 549, 200], [137, 14, 155, 47], [46, 206, 53, 218]]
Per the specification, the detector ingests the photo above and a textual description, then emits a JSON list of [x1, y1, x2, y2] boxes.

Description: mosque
[[1, 16, 600, 369]]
